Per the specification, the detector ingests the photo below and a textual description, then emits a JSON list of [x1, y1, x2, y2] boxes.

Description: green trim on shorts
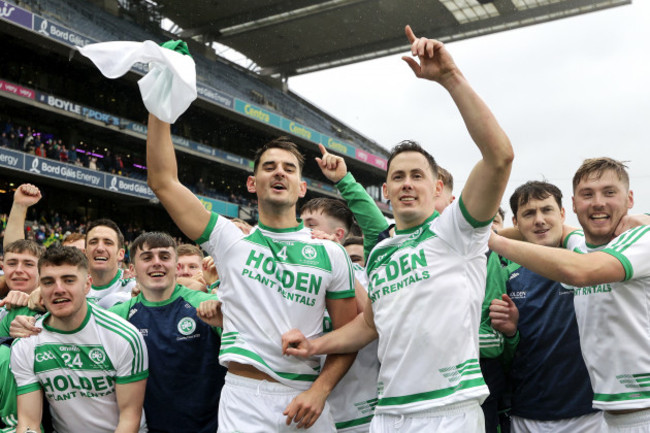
[[376, 377, 486, 407]]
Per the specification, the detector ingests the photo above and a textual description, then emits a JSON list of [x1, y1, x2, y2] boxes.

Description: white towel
[[77, 40, 197, 123]]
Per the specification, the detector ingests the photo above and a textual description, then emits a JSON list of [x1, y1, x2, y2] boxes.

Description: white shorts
[[369, 400, 484, 433], [218, 372, 336, 433], [511, 412, 604, 433], [604, 408, 650, 433]]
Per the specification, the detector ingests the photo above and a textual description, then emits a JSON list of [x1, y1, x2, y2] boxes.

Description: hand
[[282, 329, 313, 358], [9, 315, 41, 338], [196, 299, 222, 328], [27, 287, 46, 313], [283, 387, 328, 429], [310, 229, 338, 243], [401, 25, 460, 85], [232, 220, 252, 235], [177, 276, 207, 292], [0, 290, 30, 310], [122, 267, 135, 280], [131, 283, 142, 297], [315, 144, 347, 183], [202, 256, 219, 285], [13, 184, 42, 207], [615, 214, 650, 237], [489, 294, 519, 337]]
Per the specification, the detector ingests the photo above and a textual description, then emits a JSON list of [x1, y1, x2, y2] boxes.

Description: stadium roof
[[156, 0, 630, 77]]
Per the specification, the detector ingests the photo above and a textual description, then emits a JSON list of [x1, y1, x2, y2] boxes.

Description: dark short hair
[[39, 245, 88, 272], [177, 243, 203, 259], [4, 239, 44, 258], [572, 157, 629, 192], [437, 166, 453, 191], [387, 140, 438, 179], [130, 232, 177, 263], [300, 198, 354, 235], [343, 235, 363, 247], [86, 219, 125, 249], [253, 137, 305, 175], [510, 181, 563, 218]]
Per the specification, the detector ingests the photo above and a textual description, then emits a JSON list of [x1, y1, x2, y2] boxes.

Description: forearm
[[490, 235, 617, 287], [4, 203, 29, 247], [336, 173, 388, 257], [312, 312, 377, 355], [114, 412, 142, 433], [310, 352, 356, 398], [442, 73, 512, 168], [146, 113, 180, 193]]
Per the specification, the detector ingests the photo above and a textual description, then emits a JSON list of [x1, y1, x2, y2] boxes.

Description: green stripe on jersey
[[91, 306, 146, 375], [459, 195, 493, 228], [33, 344, 115, 374], [335, 415, 374, 429], [594, 390, 650, 402], [563, 230, 584, 249], [366, 227, 436, 275], [243, 230, 332, 272], [377, 377, 486, 407], [195, 212, 219, 245], [16, 382, 41, 396], [219, 346, 319, 382]]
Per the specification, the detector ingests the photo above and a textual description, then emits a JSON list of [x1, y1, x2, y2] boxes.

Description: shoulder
[[175, 285, 218, 307], [108, 296, 141, 318], [91, 305, 144, 344]]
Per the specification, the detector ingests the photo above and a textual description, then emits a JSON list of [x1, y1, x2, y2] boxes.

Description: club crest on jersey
[[408, 227, 423, 240], [89, 348, 107, 365], [302, 245, 317, 260], [177, 317, 196, 336]]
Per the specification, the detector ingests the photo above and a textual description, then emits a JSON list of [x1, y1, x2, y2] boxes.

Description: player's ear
[[246, 176, 256, 193]]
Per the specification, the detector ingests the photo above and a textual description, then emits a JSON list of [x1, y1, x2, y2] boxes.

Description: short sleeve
[[325, 242, 355, 300], [113, 321, 149, 384], [433, 196, 491, 257], [602, 226, 650, 281], [196, 212, 245, 272], [10, 339, 40, 395]]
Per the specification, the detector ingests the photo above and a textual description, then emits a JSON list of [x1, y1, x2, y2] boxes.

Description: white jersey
[[324, 268, 379, 432], [197, 214, 355, 390], [11, 302, 148, 433], [353, 263, 369, 288], [88, 268, 135, 308], [366, 198, 490, 415], [565, 226, 650, 410]]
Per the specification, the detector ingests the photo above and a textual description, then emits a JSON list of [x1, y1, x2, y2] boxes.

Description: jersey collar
[[395, 211, 439, 236]]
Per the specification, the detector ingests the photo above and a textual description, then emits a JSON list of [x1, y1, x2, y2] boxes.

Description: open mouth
[[590, 214, 610, 221], [52, 298, 70, 304], [272, 183, 286, 191], [400, 196, 416, 202], [93, 256, 108, 262], [149, 272, 165, 278]]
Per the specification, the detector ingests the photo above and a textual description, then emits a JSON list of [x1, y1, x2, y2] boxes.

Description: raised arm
[[402, 25, 513, 222], [489, 233, 625, 287], [317, 144, 389, 257], [3, 184, 42, 248], [146, 114, 211, 240]]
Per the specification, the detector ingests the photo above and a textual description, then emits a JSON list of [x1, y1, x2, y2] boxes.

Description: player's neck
[[91, 267, 119, 287], [141, 283, 176, 303], [257, 206, 300, 230], [47, 302, 89, 332]]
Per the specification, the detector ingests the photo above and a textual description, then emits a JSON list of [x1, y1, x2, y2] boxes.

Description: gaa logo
[[35, 351, 56, 362], [89, 348, 106, 365], [301, 245, 317, 260], [177, 317, 196, 336]]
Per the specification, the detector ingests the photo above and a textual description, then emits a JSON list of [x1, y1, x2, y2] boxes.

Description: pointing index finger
[[317, 143, 329, 157], [404, 25, 416, 44]]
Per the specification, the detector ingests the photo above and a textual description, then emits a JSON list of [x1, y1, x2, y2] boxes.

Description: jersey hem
[[601, 248, 633, 280], [115, 369, 149, 384], [195, 212, 218, 245], [326, 290, 356, 299], [458, 195, 493, 228]]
